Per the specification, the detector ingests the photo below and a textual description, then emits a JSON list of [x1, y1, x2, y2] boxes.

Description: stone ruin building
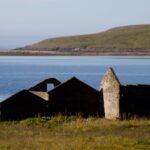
[[0, 77, 100, 120], [100, 68, 150, 120], [0, 68, 150, 120]]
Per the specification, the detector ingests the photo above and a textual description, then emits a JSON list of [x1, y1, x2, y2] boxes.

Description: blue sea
[[0, 56, 150, 101]]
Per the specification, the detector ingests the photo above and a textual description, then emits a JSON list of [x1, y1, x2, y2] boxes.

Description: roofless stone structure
[[1, 68, 150, 120], [101, 68, 150, 120]]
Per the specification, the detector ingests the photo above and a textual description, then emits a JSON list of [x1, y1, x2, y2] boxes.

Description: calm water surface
[[0, 56, 150, 101]]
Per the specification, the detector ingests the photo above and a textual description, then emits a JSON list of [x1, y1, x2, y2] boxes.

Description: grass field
[[0, 116, 150, 150]]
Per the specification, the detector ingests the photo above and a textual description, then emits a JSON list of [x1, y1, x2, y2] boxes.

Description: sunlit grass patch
[[0, 117, 150, 150]]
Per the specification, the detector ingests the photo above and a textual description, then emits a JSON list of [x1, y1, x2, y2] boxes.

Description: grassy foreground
[[0, 116, 150, 150]]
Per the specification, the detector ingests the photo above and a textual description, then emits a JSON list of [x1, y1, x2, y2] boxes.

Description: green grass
[[26, 24, 150, 50], [0, 116, 150, 150]]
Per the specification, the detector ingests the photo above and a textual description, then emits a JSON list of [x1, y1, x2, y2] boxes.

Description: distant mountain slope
[[24, 24, 150, 50]]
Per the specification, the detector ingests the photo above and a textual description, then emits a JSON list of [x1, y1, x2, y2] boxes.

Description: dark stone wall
[[99, 89, 105, 117], [0, 90, 48, 120], [30, 84, 47, 92], [120, 85, 150, 119], [48, 79, 101, 117]]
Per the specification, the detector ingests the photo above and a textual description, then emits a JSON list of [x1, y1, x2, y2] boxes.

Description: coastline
[[1, 49, 150, 56]]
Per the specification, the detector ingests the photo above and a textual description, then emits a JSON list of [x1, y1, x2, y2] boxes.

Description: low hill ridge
[[23, 24, 150, 51]]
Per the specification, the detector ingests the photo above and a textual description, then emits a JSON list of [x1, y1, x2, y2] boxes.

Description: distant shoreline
[[0, 49, 150, 56]]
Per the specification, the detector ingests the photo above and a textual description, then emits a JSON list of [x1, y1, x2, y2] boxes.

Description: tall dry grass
[[0, 116, 150, 150]]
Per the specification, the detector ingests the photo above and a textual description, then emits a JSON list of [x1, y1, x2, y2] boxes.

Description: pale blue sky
[[0, 0, 150, 49]]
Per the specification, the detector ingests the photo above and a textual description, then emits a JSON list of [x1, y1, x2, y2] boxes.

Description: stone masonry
[[100, 68, 120, 120]]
